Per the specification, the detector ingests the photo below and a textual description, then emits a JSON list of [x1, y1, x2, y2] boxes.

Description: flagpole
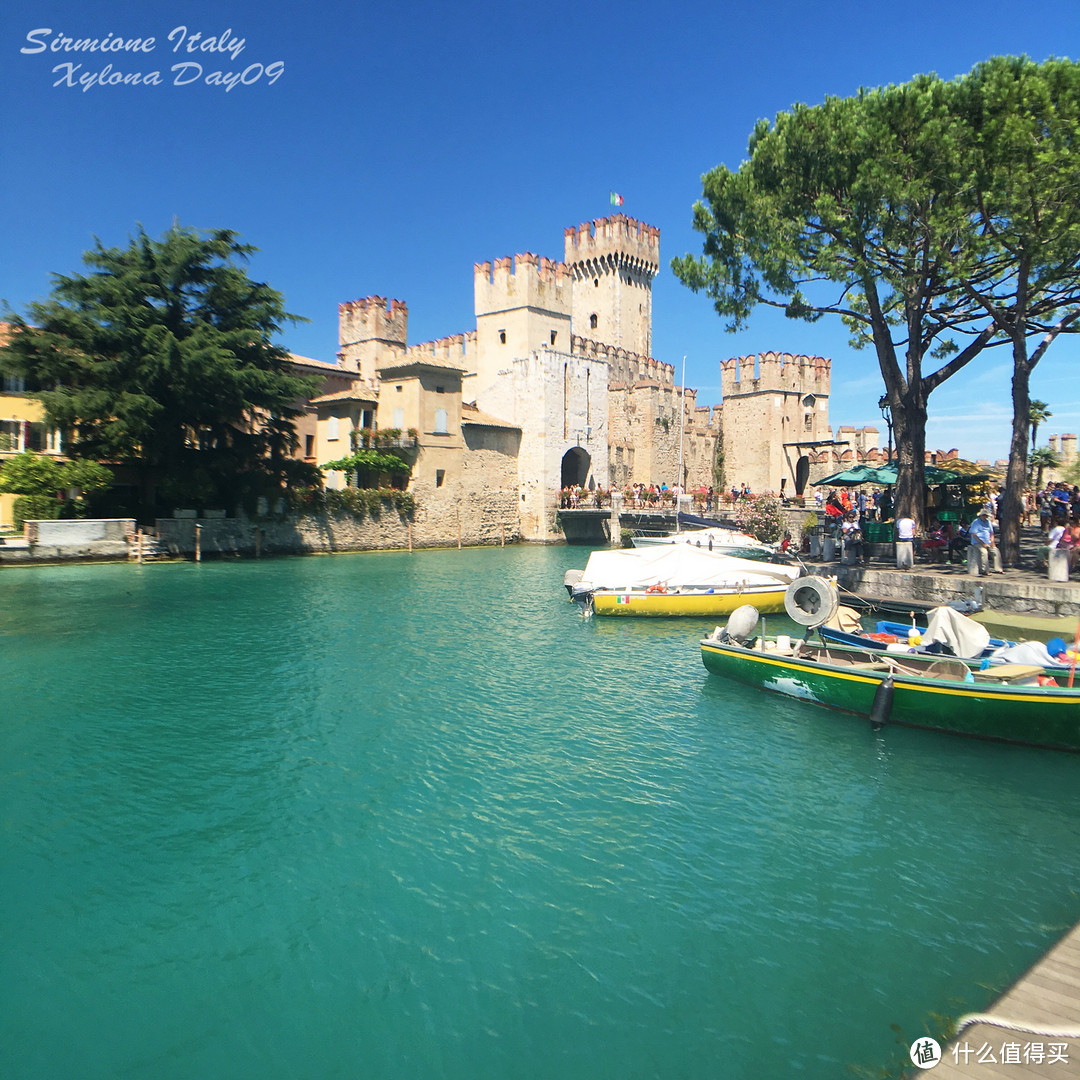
[[676, 355, 686, 534]]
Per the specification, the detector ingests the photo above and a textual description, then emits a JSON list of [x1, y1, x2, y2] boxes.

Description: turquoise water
[[2, 546, 1079, 1080]]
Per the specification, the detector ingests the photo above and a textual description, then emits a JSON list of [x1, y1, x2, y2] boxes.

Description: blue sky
[[4, 0, 1079, 462]]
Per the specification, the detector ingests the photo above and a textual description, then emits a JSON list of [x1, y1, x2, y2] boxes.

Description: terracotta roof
[[310, 387, 379, 406], [461, 402, 520, 430], [379, 356, 466, 376]]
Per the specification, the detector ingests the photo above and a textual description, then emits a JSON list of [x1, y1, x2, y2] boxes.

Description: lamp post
[[878, 394, 894, 462]]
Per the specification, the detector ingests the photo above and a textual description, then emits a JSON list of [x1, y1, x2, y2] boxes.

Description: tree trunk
[[891, 393, 928, 530], [1001, 339, 1032, 567]]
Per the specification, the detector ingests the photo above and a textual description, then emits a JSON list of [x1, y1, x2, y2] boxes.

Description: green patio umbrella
[[868, 462, 960, 486], [813, 464, 883, 486]]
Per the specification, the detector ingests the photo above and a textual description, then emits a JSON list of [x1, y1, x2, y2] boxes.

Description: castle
[[295, 214, 882, 542], [0, 214, 1070, 534]]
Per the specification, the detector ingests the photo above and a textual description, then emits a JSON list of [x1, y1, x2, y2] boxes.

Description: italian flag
[[616, 594, 631, 604], [610, 191, 624, 207]]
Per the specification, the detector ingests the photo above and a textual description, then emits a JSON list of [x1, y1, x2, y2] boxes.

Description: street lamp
[[878, 394, 894, 462]]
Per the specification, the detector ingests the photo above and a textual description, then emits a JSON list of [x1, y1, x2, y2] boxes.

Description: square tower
[[338, 296, 408, 384], [564, 215, 660, 357]]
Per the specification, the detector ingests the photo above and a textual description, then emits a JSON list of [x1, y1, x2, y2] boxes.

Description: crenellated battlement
[[338, 296, 409, 348], [1050, 433, 1078, 463], [719, 352, 830, 398], [563, 215, 660, 277], [570, 335, 675, 387], [474, 253, 572, 318], [404, 331, 475, 368]]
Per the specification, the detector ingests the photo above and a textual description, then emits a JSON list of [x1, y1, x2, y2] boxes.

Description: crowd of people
[[558, 483, 726, 512], [816, 479, 1080, 577], [557, 476, 1079, 578]]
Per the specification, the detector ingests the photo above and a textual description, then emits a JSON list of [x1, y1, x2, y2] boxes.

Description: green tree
[[322, 447, 411, 489], [0, 225, 320, 512], [1029, 446, 1060, 490], [672, 73, 1000, 528], [949, 58, 1080, 564], [1029, 400, 1052, 455], [0, 450, 65, 495]]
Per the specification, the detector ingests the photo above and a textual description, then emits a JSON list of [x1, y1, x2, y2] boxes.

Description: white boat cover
[[924, 606, 992, 658], [990, 640, 1060, 667], [632, 526, 772, 551], [574, 545, 801, 594]]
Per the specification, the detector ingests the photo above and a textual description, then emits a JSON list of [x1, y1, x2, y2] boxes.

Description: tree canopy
[[673, 56, 1080, 559], [0, 224, 320, 512]]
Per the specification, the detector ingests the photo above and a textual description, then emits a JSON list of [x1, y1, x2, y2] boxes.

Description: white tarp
[[574, 545, 801, 594], [990, 640, 1059, 667], [924, 606, 992, 658]]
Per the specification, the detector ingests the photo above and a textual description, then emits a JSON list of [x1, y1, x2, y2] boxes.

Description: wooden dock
[[923, 921, 1080, 1077]]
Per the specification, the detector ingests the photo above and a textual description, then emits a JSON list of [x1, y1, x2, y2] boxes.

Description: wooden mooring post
[[194, 524, 202, 563], [137, 529, 144, 565]]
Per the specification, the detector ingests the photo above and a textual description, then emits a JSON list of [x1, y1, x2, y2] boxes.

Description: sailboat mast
[[676, 355, 686, 534]]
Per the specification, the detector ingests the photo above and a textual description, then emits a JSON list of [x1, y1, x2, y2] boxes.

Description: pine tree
[[1, 224, 320, 511]]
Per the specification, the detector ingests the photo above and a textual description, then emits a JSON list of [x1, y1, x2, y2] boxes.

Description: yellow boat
[[566, 545, 800, 618], [590, 582, 790, 617]]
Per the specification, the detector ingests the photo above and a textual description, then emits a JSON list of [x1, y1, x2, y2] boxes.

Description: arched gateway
[[561, 447, 591, 489]]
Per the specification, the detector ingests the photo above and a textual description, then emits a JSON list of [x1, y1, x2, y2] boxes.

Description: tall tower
[[338, 296, 408, 384], [719, 353, 832, 494], [472, 253, 572, 412], [564, 215, 660, 357]]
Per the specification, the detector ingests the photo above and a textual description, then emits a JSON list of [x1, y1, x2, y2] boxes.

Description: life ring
[[784, 576, 839, 627], [646, 583, 668, 594]]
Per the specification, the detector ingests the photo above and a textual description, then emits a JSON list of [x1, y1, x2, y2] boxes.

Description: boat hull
[[592, 585, 788, 617], [700, 639, 1080, 751]]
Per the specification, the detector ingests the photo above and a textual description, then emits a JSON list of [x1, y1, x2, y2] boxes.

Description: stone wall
[[27, 518, 135, 544], [155, 496, 523, 557]]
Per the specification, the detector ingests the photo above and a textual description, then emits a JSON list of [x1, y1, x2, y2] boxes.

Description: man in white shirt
[[895, 514, 916, 569]]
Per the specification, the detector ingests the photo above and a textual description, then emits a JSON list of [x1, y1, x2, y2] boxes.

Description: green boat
[[699, 633, 1080, 751]]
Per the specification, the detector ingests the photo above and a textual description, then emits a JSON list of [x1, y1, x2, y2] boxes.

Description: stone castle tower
[[720, 352, 831, 494], [338, 296, 409, 385], [471, 254, 573, 418], [564, 217, 660, 357]]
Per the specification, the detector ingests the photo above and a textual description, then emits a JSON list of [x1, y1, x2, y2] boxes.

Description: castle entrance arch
[[561, 447, 591, 489]]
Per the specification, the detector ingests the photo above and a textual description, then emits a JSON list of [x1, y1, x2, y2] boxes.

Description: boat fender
[[870, 676, 894, 730]]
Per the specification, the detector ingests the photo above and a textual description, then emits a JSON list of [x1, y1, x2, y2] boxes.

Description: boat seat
[[847, 661, 893, 671], [975, 664, 1046, 684]]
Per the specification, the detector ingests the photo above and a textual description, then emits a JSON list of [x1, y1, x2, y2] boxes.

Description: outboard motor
[[714, 604, 760, 645], [564, 569, 585, 598]]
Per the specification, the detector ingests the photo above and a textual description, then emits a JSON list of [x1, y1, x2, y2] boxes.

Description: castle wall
[[510, 349, 609, 541]]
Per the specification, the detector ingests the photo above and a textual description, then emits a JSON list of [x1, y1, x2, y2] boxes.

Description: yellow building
[[0, 373, 64, 529]]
